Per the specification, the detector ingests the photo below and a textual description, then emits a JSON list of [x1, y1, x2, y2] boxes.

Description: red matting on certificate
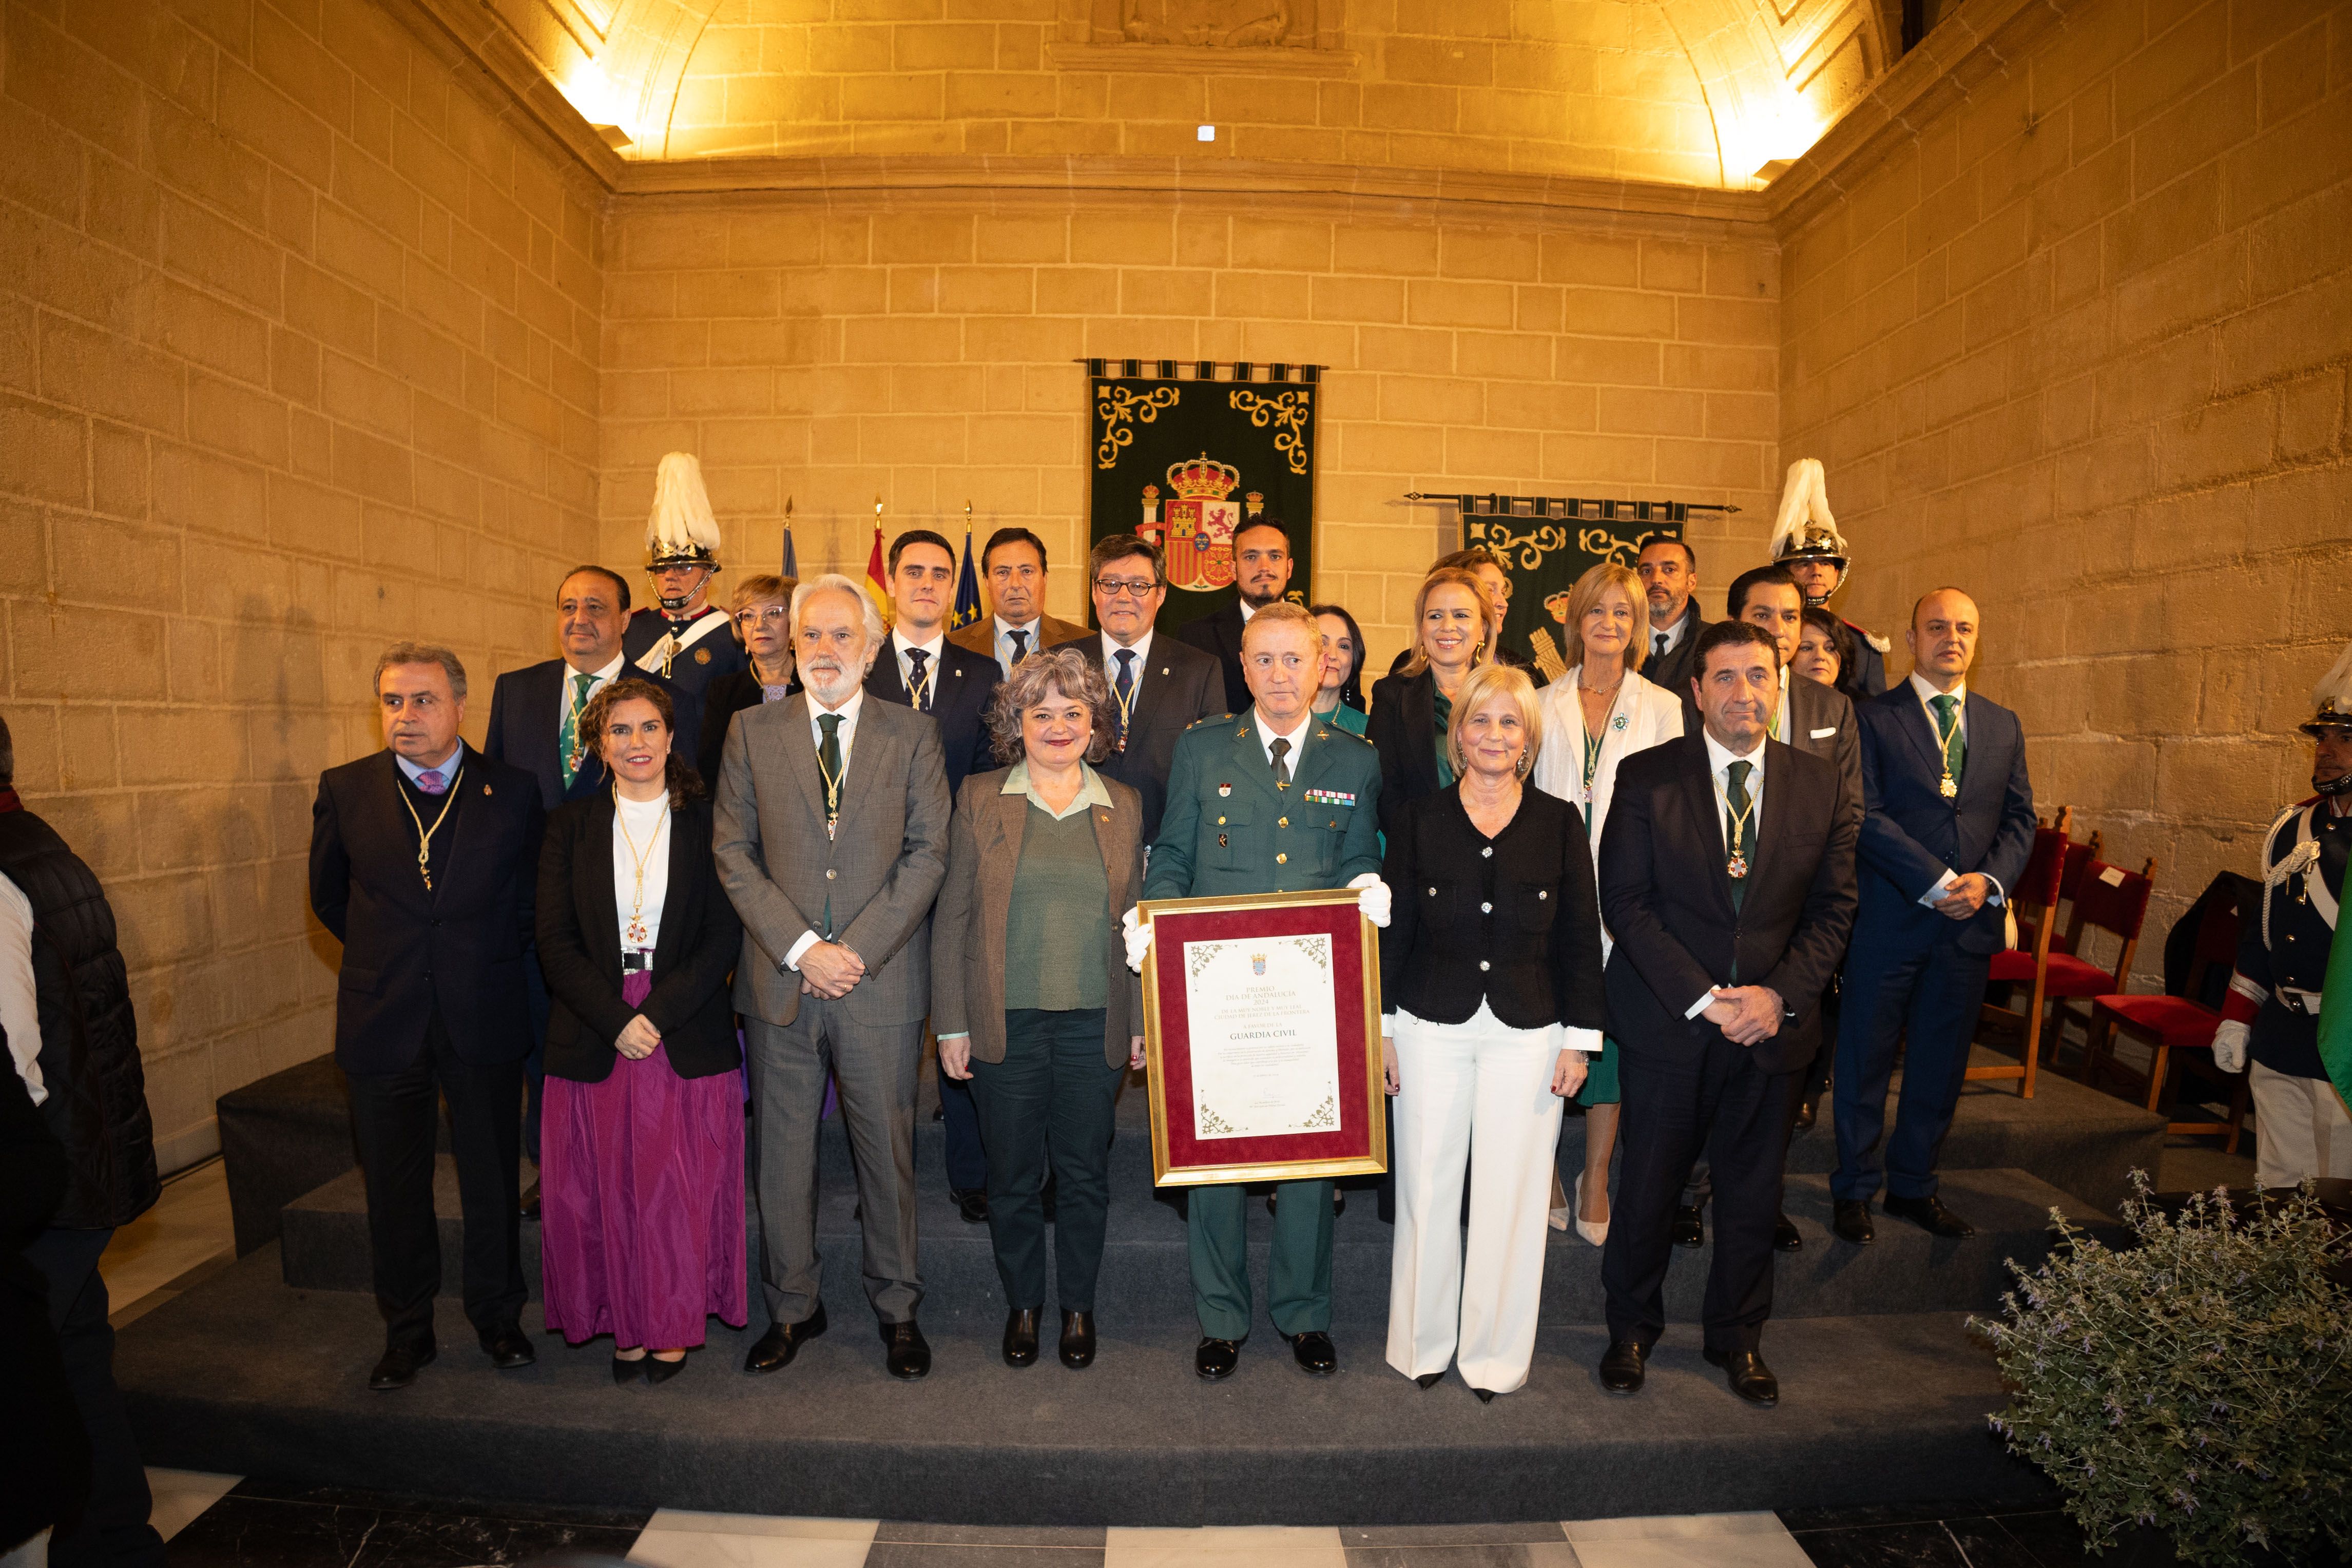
[[1141, 890, 1386, 1186]]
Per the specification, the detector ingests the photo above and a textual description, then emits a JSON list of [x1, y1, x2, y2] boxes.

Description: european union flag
[[950, 526, 982, 631]]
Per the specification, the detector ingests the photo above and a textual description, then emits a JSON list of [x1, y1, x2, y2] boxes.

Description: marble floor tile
[[145, 1467, 242, 1541], [628, 1511, 881, 1568], [164, 1493, 644, 1566], [1781, 1522, 1969, 1568], [1106, 1525, 1350, 1568], [1563, 1513, 1810, 1568], [1341, 1544, 1582, 1567], [866, 1519, 1110, 1565]]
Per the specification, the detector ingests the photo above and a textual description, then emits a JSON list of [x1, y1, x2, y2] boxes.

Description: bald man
[[1828, 589, 2034, 1248]]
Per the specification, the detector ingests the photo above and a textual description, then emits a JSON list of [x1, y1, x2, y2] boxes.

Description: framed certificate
[[1138, 887, 1387, 1187]]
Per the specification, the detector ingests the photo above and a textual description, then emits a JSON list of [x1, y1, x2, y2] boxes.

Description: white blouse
[[611, 792, 672, 955], [1533, 665, 1686, 959]]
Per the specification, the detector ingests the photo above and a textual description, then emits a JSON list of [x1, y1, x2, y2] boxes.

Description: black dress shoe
[[1285, 1329, 1337, 1375], [952, 1188, 990, 1225], [743, 1303, 828, 1373], [612, 1353, 643, 1385], [1671, 1204, 1705, 1248], [1793, 1098, 1817, 1132], [1773, 1213, 1803, 1252], [1196, 1337, 1240, 1380], [369, 1340, 435, 1391], [1597, 1339, 1646, 1394], [1833, 1198, 1875, 1246], [479, 1322, 535, 1369], [1884, 1192, 1976, 1237], [644, 1354, 686, 1386], [1058, 1310, 1095, 1369], [1003, 1306, 1040, 1367], [881, 1318, 931, 1380], [1473, 1388, 1496, 1403], [1415, 1371, 1442, 1390], [518, 1180, 541, 1221], [1704, 1345, 1779, 1407]]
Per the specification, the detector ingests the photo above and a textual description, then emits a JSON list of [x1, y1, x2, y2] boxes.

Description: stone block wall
[[598, 192, 1782, 675], [0, 0, 601, 1165], [1781, 0, 2352, 974]]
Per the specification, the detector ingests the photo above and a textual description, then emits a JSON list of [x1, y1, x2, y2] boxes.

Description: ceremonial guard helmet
[[1768, 457, 1849, 602], [2301, 640, 2352, 737], [646, 451, 723, 572]]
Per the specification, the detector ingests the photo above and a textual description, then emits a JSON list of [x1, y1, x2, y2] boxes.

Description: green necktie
[[1725, 759, 1753, 916], [817, 712, 843, 934], [1931, 692, 1965, 784], [558, 670, 595, 788]]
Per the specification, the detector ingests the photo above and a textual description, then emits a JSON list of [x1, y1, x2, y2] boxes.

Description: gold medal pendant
[[625, 917, 649, 947], [1727, 854, 1748, 880], [1939, 773, 1959, 800]]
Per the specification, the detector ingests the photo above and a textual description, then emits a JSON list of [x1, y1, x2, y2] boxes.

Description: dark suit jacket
[[308, 746, 544, 1072], [534, 793, 743, 1082], [1786, 674, 1864, 835], [1849, 682, 2036, 959], [1366, 667, 1449, 841], [1056, 632, 1228, 842], [697, 667, 800, 787], [1381, 785, 1607, 1032], [485, 659, 701, 812], [1641, 600, 1712, 704], [1597, 733, 1859, 1076], [865, 637, 1001, 801], [1174, 602, 1252, 715], [930, 766, 1147, 1068]]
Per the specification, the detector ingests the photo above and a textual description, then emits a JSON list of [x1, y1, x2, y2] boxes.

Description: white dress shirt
[[1905, 671, 2005, 909], [784, 687, 866, 970], [559, 651, 627, 744], [0, 869, 41, 1103], [1254, 707, 1314, 771], [1684, 728, 1767, 1020], [394, 745, 464, 787], [993, 615, 1045, 676], [1102, 627, 1154, 711], [610, 791, 671, 958], [894, 629, 946, 708], [1649, 603, 1692, 659]]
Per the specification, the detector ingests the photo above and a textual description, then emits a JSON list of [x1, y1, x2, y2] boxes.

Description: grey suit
[[714, 693, 952, 1325]]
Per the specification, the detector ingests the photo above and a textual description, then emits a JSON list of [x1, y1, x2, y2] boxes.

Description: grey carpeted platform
[[118, 1244, 2050, 1525]]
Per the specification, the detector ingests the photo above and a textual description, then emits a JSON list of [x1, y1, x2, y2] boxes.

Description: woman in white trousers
[[1380, 663, 1608, 1398]]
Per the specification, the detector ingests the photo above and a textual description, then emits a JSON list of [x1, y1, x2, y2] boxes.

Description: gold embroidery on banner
[[1227, 389, 1312, 474], [1095, 383, 1181, 469]]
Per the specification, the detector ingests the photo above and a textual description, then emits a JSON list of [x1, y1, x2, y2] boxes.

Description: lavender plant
[[1971, 1176, 2352, 1565]]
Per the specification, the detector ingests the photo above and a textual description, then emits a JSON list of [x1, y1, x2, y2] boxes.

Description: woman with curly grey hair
[[929, 646, 1147, 1372]]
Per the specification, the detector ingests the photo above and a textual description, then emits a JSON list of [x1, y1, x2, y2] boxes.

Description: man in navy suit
[[484, 566, 695, 1185], [309, 644, 545, 1390], [1830, 588, 2035, 1245], [866, 530, 1002, 1223]]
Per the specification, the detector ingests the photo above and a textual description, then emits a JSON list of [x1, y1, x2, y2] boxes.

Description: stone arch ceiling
[[471, 0, 1888, 190]]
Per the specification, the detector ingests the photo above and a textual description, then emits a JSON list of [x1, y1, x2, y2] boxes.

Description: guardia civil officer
[[1128, 601, 1387, 1380], [2213, 641, 2352, 1187], [1770, 458, 1889, 698]]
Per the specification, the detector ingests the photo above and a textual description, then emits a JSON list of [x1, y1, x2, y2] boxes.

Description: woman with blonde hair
[[1368, 566, 1495, 840], [1380, 662, 1607, 1397], [1532, 560, 1685, 1246]]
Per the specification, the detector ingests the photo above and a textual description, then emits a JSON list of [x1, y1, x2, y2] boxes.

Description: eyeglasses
[[735, 607, 788, 628], [1093, 577, 1160, 598]]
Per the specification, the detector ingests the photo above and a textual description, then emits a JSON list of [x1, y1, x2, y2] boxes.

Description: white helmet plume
[[645, 452, 722, 568]]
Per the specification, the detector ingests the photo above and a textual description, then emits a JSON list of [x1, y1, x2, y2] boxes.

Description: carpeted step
[[276, 1139, 2105, 1328], [119, 1244, 2052, 1527]]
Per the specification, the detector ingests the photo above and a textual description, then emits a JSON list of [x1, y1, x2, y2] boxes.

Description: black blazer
[[308, 746, 544, 1072], [1058, 632, 1228, 842], [1381, 785, 1607, 1033], [485, 659, 702, 812], [699, 667, 801, 786], [1596, 733, 1858, 1075], [864, 637, 1001, 801], [1642, 601, 1712, 704], [534, 792, 743, 1082], [1366, 667, 1450, 840], [1174, 602, 1251, 716]]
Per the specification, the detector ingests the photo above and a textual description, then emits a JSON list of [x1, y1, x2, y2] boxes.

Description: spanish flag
[[864, 523, 891, 625]]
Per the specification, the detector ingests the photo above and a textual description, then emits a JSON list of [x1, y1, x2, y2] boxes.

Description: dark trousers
[[967, 1008, 1121, 1312], [523, 952, 550, 1165], [1833, 937, 1988, 1202], [1602, 1037, 1795, 1354], [23, 1227, 166, 1568], [345, 1012, 527, 1344], [939, 1070, 987, 1192]]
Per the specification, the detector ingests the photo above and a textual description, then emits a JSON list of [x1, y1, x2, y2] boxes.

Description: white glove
[[1122, 907, 1151, 973], [1348, 872, 1392, 929], [2211, 1018, 2248, 1075]]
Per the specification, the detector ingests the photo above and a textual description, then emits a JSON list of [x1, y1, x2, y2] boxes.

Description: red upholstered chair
[[2079, 887, 2250, 1149], [2036, 855, 2157, 1076], [1971, 805, 2073, 1098]]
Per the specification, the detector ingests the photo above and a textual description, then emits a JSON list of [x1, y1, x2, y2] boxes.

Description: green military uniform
[[1143, 707, 1384, 1343]]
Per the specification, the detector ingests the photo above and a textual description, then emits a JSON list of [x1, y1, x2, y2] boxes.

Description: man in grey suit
[[715, 573, 952, 1381]]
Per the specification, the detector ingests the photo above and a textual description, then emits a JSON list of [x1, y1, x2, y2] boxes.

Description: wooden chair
[[2027, 855, 2158, 1077], [2080, 886, 2251, 1150], [1971, 805, 2073, 1097]]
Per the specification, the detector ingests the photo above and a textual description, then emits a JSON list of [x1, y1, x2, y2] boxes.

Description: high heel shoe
[[1573, 1173, 1610, 1248], [1547, 1169, 1569, 1232], [1415, 1371, 1443, 1390], [643, 1353, 686, 1386], [612, 1353, 645, 1385]]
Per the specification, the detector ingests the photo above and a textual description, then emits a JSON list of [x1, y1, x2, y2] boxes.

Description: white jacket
[[1533, 665, 1686, 958]]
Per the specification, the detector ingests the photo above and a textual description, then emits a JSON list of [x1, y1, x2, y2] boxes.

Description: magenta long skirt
[[540, 994, 746, 1349]]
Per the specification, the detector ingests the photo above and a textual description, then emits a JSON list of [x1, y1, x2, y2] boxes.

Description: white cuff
[[1917, 868, 1958, 908], [1563, 1026, 1603, 1055], [936, 1032, 970, 1043], [1685, 991, 1716, 1020], [784, 930, 822, 970]]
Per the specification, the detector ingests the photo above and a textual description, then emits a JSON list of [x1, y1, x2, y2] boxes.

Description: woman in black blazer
[[1378, 663, 1607, 1400], [536, 677, 745, 1386], [1367, 567, 1495, 839]]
